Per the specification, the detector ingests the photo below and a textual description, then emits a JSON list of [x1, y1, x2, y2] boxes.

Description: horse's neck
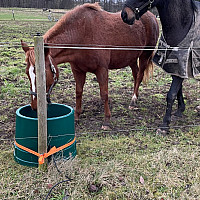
[[44, 11, 86, 64], [46, 42, 65, 65], [156, 0, 194, 46], [45, 28, 82, 64]]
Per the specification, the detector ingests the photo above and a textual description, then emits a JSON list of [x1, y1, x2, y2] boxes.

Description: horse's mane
[[82, 2, 102, 11], [44, 3, 102, 41], [26, 48, 35, 66]]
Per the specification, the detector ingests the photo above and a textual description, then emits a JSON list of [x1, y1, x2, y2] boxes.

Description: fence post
[[34, 35, 48, 171]]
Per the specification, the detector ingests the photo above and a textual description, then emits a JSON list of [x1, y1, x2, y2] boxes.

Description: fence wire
[[0, 42, 200, 51], [0, 123, 199, 142], [0, 41, 200, 142]]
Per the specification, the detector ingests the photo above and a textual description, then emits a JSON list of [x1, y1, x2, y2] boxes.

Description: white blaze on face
[[29, 65, 36, 100]]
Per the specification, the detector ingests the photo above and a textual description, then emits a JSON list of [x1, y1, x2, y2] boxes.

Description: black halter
[[125, 0, 154, 20], [29, 55, 58, 104]]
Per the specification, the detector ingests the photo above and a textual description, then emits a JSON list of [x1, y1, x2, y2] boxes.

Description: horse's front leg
[[71, 67, 86, 121], [95, 68, 111, 130], [157, 75, 184, 135]]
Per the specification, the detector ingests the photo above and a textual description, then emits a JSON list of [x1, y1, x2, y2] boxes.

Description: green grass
[[0, 7, 66, 22], [0, 7, 200, 200], [0, 8, 53, 21], [1, 133, 200, 199]]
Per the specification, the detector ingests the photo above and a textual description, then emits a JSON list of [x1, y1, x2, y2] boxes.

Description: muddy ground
[[1, 64, 200, 142]]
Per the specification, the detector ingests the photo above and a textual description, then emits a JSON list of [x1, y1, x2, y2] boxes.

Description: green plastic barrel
[[14, 103, 76, 167]]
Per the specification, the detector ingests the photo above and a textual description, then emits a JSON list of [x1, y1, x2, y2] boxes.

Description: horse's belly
[[108, 51, 140, 69]]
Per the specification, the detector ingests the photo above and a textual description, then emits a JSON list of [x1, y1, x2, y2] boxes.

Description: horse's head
[[21, 41, 59, 110], [121, 0, 155, 25]]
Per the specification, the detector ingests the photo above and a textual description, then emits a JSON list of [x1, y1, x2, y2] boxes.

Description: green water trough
[[14, 103, 76, 167]]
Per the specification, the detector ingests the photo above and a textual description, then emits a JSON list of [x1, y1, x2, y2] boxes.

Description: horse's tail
[[142, 51, 154, 84]]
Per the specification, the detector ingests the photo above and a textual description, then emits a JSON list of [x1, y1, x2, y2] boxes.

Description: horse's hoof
[[156, 128, 169, 136], [75, 115, 79, 121], [129, 105, 139, 110], [174, 110, 183, 118], [196, 106, 200, 116], [75, 119, 79, 125], [101, 125, 111, 130]]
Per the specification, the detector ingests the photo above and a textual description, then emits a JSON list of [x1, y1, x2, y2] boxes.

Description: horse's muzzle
[[30, 90, 52, 111], [121, 9, 135, 25], [31, 99, 37, 111]]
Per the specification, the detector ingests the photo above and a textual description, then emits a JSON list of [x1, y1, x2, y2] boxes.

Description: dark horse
[[122, 0, 200, 134], [21, 3, 159, 130]]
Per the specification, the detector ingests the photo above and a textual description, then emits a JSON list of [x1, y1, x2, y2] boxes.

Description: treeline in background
[[0, 0, 124, 12], [1, 0, 199, 14]]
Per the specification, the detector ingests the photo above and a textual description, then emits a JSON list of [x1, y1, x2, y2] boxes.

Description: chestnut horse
[[21, 3, 159, 130]]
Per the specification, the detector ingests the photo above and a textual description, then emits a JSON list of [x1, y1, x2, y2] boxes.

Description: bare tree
[[0, 0, 125, 12]]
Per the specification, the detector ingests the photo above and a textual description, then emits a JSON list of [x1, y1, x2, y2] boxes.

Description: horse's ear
[[21, 40, 30, 53], [44, 44, 50, 57]]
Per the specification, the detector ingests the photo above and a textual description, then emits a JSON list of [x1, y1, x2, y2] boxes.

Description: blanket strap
[[165, 59, 179, 64]]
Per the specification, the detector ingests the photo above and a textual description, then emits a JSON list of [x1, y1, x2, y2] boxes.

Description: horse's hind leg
[[129, 61, 139, 109], [129, 51, 153, 109], [157, 75, 184, 135], [71, 67, 86, 121], [174, 84, 185, 117], [95, 68, 111, 130]]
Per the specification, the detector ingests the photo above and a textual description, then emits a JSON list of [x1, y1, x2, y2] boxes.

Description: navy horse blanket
[[153, 1, 200, 79]]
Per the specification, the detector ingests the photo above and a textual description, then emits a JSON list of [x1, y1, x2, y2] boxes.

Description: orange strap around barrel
[[14, 136, 76, 165]]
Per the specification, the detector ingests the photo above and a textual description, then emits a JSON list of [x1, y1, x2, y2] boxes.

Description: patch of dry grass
[[1, 132, 200, 199]]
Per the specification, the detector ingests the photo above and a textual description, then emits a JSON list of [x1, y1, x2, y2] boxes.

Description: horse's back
[[76, 7, 146, 68], [53, 3, 159, 70], [98, 11, 159, 69], [88, 8, 158, 46]]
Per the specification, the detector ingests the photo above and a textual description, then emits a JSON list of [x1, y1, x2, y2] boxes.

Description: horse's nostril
[[121, 11, 128, 22]]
